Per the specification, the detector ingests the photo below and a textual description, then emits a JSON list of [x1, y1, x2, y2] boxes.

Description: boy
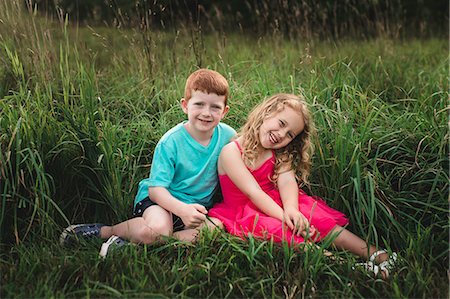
[[60, 69, 236, 257]]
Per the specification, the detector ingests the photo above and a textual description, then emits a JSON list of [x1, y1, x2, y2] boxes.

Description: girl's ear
[[180, 98, 188, 113]]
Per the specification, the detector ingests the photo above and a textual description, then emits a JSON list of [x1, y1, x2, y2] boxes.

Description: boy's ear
[[180, 98, 188, 113], [221, 105, 230, 118]]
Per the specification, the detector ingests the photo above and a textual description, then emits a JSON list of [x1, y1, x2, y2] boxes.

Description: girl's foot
[[354, 249, 398, 279]]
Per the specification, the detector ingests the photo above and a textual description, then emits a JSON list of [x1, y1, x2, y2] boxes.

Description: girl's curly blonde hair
[[239, 93, 315, 186]]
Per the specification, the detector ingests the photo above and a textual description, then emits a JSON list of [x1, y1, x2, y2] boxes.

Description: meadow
[[0, 2, 448, 298]]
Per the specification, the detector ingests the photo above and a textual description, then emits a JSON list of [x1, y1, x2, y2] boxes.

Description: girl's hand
[[283, 207, 316, 238]]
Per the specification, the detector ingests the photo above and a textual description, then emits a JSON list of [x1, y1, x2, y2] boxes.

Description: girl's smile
[[259, 107, 305, 149]]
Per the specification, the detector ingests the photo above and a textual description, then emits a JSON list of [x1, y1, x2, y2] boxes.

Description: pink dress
[[209, 141, 349, 244]]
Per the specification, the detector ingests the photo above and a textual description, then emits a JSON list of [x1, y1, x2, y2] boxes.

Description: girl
[[209, 93, 397, 278]]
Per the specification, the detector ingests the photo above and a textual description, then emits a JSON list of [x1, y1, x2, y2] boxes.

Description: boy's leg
[[173, 216, 223, 242], [101, 205, 173, 244], [60, 223, 106, 246]]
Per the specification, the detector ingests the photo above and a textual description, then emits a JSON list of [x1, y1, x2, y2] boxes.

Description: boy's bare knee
[[135, 226, 154, 244], [149, 221, 172, 236], [136, 223, 171, 244], [140, 206, 173, 242]]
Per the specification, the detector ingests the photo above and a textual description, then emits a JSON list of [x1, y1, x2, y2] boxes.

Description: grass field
[[0, 2, 448, 298]]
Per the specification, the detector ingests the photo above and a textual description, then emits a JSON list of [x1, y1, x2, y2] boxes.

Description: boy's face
[[181, 90, 229, 136]]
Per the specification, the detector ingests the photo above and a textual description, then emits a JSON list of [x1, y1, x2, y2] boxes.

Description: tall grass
[[0, 1, 448, 297]]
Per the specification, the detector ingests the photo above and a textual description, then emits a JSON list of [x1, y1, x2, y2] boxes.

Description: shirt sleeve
[[148, 139, 176, 188], [223, 123, 237, 141]]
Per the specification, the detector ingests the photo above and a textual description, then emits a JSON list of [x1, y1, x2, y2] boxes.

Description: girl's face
[[259, 106, 305, 150]]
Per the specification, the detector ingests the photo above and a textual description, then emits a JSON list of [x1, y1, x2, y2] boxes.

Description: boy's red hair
[[184, 69, 229, 105]]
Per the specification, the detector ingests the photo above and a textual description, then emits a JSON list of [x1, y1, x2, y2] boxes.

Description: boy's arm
[[219, 144, 286, 222], [149, 186, 207, 228], [147, 135, 207, 228]]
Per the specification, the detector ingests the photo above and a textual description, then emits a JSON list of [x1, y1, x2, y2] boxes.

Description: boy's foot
[[60, 223, 105, 247], [99, 235, 129, 258]]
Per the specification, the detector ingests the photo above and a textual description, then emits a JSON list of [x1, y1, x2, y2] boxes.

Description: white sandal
[[374, 250, 397, 278], [353, 249, 398, 278]]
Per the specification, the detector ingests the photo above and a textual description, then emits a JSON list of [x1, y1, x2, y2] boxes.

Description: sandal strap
[[369, 249, 388, 262], [377, 252, 398, 278], [353, 261, 380, 275], [378, 261, 391, 278], [379, 252, 398, 269], [373, 264, 380, 276], [354, 252, 398, 278]]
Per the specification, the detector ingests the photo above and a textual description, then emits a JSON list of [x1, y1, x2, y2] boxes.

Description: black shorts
[[133, 197, 185, 232]]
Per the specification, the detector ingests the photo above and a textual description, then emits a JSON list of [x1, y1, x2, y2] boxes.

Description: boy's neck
[[183, 122, 214, 146]]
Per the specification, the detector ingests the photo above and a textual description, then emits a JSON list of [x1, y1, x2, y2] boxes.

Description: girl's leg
[[329, 226, 388, 263], [99, 205, 172, 244], [173, 217, 224, 242]]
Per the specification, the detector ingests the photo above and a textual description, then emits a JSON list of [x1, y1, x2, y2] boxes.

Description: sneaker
[[60, 223, 105, 247], [99, 235, 129, 258]]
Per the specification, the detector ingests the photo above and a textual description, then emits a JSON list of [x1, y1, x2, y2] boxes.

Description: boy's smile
[[181, 90, 229, 145]]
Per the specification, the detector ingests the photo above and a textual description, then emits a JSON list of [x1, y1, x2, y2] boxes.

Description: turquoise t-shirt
[[134, 121, 236, 208]]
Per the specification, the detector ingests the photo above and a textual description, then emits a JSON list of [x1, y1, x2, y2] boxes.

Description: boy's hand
[[283, 207, 316, 238], [179, 204, 207, 228]]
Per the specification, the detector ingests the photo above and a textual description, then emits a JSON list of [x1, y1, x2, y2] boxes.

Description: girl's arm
[[277, 170, 299, 210], [278, 170, 314, 236], [219, 143, 286, 222]]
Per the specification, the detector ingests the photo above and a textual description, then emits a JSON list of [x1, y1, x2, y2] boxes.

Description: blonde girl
[[209, 93, 397, 277]]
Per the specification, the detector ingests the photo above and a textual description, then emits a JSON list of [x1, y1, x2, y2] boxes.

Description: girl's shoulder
[[218, 138, 244, 174], [222, 139, 241, 155], [223, 138, 242, 149]]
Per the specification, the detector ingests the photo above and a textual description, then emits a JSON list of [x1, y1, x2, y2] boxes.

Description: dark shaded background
[[29, 0, 448, 38]]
